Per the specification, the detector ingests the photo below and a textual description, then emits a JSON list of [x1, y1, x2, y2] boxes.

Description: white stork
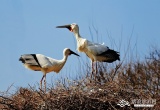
[[56, 23, 120, 73], [19, 48, 79, 92]]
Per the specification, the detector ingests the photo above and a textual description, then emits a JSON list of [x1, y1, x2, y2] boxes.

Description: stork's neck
[[51, 54, 68, 73], [73, 31, 81, 40], [62, 55, 68, 63]]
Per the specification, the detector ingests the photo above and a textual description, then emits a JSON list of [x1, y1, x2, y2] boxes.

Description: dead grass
[[0, 48, 160, 110]]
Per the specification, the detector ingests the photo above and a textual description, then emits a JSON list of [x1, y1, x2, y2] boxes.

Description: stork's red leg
[[95, 62, 97, 74], [40, 75, 45, 90], [44, 74, 46, 93]]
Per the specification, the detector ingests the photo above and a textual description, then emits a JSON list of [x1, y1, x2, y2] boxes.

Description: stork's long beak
[[56, 24, 72, 31], [56, 24, 70, 28], [70, 50, 80, 56]]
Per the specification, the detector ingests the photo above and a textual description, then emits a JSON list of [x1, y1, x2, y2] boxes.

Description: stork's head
[[64, 48, 79, 57], [56, 23, 79, 33]]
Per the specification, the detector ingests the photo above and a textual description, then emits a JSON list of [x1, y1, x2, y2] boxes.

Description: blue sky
[[0, 0, 160, 92]]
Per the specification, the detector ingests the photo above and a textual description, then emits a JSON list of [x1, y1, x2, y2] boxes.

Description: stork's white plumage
[[19, 48, 79, 92], [56, 23, 120, 73]]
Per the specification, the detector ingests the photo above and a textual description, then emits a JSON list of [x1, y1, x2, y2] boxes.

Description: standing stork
[[19, 48, 79, 92], [56, 23, 120, 73]]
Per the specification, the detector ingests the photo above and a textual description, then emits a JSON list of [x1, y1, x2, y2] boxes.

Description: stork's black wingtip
[[19, 57, 22, 61], [19, 56, 25, 63]]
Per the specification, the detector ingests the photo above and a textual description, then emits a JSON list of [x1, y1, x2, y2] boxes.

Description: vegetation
[[0, 48, 159, 110]]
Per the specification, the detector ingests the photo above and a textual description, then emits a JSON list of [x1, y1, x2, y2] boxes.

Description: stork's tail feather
[[106, 49, 120, 62], [98, 49, 120, 63]]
